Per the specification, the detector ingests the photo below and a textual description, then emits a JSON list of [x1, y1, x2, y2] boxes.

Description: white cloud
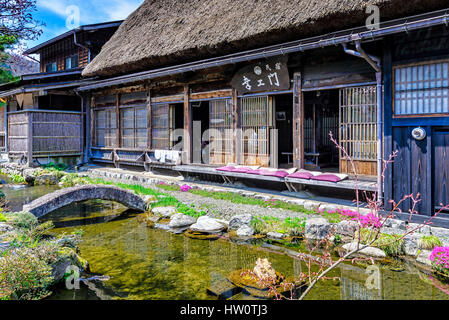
[[37, 0, 143, 25]]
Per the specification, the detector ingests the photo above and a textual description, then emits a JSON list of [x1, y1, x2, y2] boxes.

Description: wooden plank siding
[[8, 111, 82, 162], [39, 35, 89, 72]]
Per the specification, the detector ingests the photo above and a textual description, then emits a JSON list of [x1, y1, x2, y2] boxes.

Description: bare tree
[[245, 132, 448, 300], [0, 0, 43, 40]]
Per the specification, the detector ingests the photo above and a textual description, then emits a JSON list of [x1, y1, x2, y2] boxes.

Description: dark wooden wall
[[385, 27, 449, 218]]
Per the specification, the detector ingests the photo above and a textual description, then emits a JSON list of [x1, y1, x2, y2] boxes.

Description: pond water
[[3, 182, 449, 300]]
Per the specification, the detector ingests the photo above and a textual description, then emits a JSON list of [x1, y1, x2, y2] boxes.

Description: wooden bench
[[285, 176, 378, 192], [175, 165, 378, 192]]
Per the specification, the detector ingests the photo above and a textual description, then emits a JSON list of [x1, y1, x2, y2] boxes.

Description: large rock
[[335, 220, 359, 237], [236, 225, 255, 237], [152, 206, 177, 218], [383, 218, 406, 230], [305, 218, 331, 240], [168, 213, 197, 228], [51, 247, 89, 283], [342, 242, 386, 258], [23, 168, 40, 184], [403, 234, 422, 256], [190, 216, 227, 234], [267, 232, 287, 240], [0, 222, 14, 234], [229, 214, 253, 230], [0, 241, 10, 253], [34, 174, 60, 186], [416, 249, 432, 266], [431, 227, 449, 240]]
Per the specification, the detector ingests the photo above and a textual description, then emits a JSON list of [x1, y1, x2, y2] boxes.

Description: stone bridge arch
[[23, 185, 147, 218]]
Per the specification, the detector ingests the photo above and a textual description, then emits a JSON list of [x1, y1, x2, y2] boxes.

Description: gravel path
[[164, 189, 309, 221]]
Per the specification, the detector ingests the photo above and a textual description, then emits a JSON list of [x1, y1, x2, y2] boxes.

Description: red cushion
[[216, 166, 235, 172], [311, 174, 342, 182], [287, 171, 313, 180]]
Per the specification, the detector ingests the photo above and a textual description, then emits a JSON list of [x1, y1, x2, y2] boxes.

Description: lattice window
[[339, 86, 377, 162], [394, 60, 449, 116], [240, 96, 272, 166], [151, 104, 169, 150], [95, 108, 116, 148], [120, 106, 147, 149], [209, 99, 233, 165]]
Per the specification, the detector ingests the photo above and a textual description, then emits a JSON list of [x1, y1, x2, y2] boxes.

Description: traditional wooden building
[[43, 0, 449, 224], [0, 21, 122, 166]]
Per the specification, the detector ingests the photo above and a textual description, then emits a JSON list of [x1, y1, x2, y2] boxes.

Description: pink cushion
[[231, 167, 252, 173], [311, 174, 342, 183], [247, 169, 263, 175], [216, 166, 235, 172], [261, 170, 289, 178], [287, 171, 314, 180]]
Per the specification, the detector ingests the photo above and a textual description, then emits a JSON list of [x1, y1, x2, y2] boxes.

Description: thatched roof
[[83, 0, 449, 77]]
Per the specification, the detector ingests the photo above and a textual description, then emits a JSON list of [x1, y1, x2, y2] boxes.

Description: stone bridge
[[23, 185, 147, 218]]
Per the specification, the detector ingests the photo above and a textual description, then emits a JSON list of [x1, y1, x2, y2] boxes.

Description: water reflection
[[2, 182, 449, 300]]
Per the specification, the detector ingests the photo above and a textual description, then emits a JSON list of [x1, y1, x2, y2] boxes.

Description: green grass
[[419, 235, 442, 250], [359, 228, 404, 256], [250, 215, 306, 236], [176, 187, 344, 223], [0, 170, 26, 184]]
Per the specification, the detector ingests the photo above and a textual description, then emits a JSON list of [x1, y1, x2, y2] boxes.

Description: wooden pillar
[[27, 111, 33, 167], [114, 93, 121, 168], [232, 89, 241, 164], [4, 98, 8, 154], [84, 93, 91, 163], [146, 87, 152, 150], [90, 96, 95, 150], [183, 84, 192, 164], [293, 72, 304, 169], [115, 93, 121, 149], [383, 41, 393, 211]]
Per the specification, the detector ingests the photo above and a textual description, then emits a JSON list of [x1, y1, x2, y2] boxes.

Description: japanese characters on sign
[[231, 56, 290, 94]]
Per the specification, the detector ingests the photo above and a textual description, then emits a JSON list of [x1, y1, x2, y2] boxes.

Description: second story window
[[45, 62, 57, 72], [65, 55, 79, 70]]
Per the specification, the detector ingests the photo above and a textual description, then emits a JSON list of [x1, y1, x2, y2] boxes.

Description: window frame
[[120, 105, 147, 149], [45, 62, 57, 72], [94, 107, 116, 148], [393, 59, 449, 118], [65, 55, 79, 70]]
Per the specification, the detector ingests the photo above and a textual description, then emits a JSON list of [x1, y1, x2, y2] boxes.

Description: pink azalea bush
[[430, 247, 449, 276], [319, 208, 382, 228], [180, 185, 192, 192]]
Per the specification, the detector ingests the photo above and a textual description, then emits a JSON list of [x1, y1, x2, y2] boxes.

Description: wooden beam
[[293, 72, 304, 168], [183, 84, 192, 164]]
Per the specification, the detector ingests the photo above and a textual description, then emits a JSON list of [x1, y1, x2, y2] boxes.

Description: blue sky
[[26, 0, 144, 50]]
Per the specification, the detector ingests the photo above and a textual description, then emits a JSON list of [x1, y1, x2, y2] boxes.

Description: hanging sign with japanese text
[[231, 56, 290, 94]]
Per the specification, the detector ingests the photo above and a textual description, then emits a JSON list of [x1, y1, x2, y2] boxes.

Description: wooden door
[[433, 129, 449, 215], [339, 86, 378, 176]]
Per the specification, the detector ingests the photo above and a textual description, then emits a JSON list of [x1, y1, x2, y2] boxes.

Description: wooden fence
[[8, 110, 82, 164]]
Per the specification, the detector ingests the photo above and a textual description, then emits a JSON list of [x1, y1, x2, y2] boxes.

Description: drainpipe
[[343, 41, 383, 204], [73, 30, 91, 63]]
